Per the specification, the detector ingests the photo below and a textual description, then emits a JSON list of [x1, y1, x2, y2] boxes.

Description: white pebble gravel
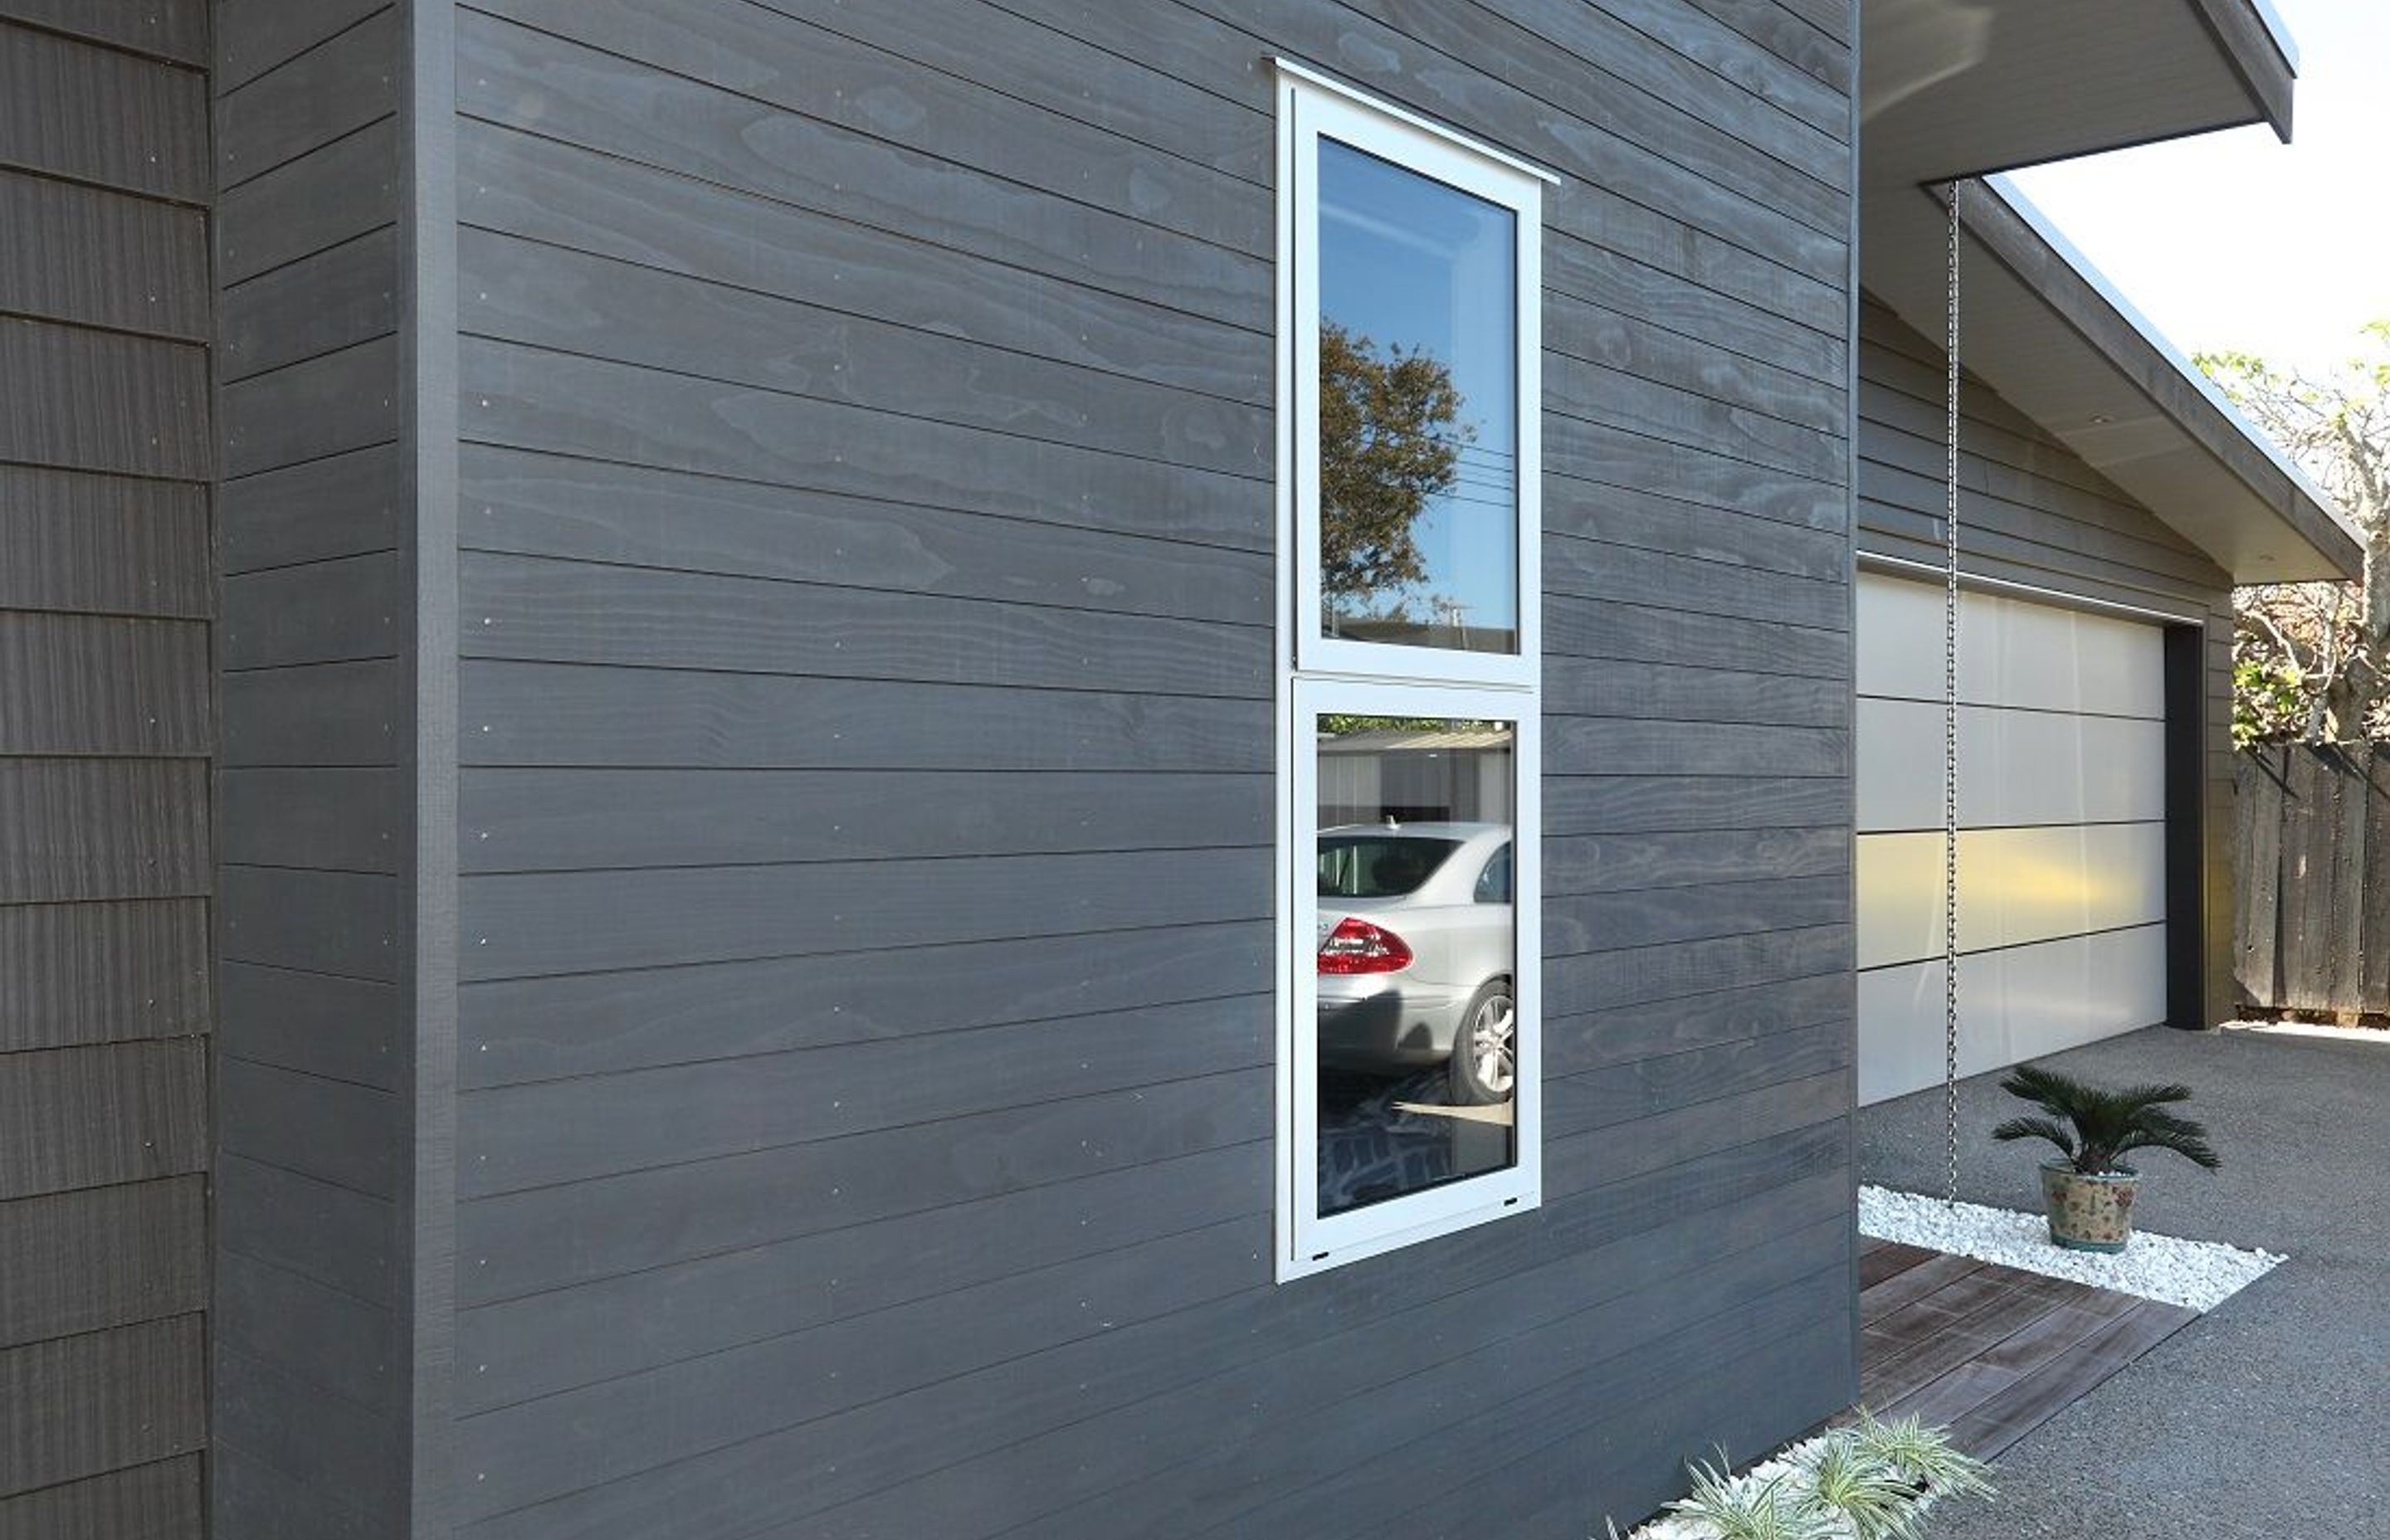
[[1860, 1185, 2283, 1311]]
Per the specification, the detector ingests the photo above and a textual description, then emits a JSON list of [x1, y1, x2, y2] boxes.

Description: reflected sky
[[1319, 139, 1518, 650]]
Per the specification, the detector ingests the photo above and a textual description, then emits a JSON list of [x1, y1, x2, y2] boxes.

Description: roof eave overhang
[[1861, 0, 2295, 186], [2189, 0, 2296, 145], [1858, 0, 2358, 587], [1952, 178, 2363, 584]]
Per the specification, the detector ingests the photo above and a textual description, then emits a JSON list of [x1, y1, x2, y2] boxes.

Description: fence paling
[[2235, 743, 2390, 1016]]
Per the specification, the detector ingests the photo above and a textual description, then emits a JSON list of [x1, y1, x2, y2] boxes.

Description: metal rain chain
[[1942, 181, 1963, 1208]]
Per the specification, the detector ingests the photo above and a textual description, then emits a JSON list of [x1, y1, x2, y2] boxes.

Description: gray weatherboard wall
[[220, 0, 1862, 1534], [0, 5, 213, 1534], [1854, 294, 2239, 1034], [441, 2, 1861, 1534]]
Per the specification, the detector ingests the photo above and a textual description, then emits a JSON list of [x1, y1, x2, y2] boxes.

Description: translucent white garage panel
[[1857, 926, 2168, 1104], [1856, 823, 2168, 969], [1855, 569, 2173, 1107], [1857, 700, 2165, 832], [1856, 573, 2166, 716]]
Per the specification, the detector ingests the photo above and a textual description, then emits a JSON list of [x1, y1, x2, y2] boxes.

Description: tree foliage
[[1317, 320, 1466, 625], [2197, 326, 2390, 745]]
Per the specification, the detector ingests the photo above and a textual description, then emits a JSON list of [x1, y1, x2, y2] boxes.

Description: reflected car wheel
[[1448, 979, 1514, 1104]]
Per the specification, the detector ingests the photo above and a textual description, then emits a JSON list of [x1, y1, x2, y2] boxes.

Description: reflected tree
[[1319, 320, 1466, 626]]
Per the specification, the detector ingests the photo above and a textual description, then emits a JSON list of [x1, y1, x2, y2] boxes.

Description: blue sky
[[2007, 0, 2390, 376]]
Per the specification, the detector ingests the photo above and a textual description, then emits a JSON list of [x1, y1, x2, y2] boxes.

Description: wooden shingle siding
[[206, 2, 414, 1534], [0, 321, 210, 480], [0, 24, 207, 199], [0, 1040, 206, 1201], [0, 614, 210, 756], [2, 2, 207, 64], [1855, 295, 2241, 1026], [0, 1318, 207, 1499], [0, 1178, 205, 1347], [439, 0, 1858, 1531], [0, 468, 211, 617], [0, 759, 208, 904], [0, 174, 208, 339], [0, 900, 208, 1054], [0, 1455, 202, 1540], [0, 7, 211, 1527]]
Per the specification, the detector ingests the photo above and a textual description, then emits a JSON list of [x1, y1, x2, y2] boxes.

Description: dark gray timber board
[[432, 3, 1860, 1531], [460, 766, 1268, 871], [216, 7, 401, 188], [215, 115, 399, 286], [222, 227, 402, 383], [0, 10, 212, 1522], [455, 1068, 1275, 1305], [456, 445, 1271, 629], [456, 229, 1271, 480], [220, 441, 404, 574], [205, 6, 417, 1538], [456, 995, 1271, 1194], [456, 1129, 1849, 1540]]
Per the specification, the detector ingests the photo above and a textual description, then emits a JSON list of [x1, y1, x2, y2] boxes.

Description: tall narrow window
[[1275, 63, 1549, 1278]]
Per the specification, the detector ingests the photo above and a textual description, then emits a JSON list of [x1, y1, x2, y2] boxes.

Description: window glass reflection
[[1318, 139, 1518, 655], [1314, 715, 1516, 1216]]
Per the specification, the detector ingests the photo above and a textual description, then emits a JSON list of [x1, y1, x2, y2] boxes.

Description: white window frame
[[1272, 61, 1551, 1281], [1285, 71, 1545, 688]]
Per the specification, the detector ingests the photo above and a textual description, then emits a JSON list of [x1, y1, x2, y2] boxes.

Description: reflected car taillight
[[1317, 916, 1413, 974]]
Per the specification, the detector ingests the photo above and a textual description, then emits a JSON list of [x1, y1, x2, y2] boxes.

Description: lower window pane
[[1314, 715, 1516, 1216]]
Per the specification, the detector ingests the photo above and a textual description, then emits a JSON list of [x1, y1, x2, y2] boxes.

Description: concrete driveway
[[1857, 1025, 2390, 1539]]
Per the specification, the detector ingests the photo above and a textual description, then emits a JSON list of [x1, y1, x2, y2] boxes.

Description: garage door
[[1856, 571, 2168, 1104]]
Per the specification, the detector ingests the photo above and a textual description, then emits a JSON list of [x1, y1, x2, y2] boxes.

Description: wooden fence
[[2235, 743, 2390, 1015]]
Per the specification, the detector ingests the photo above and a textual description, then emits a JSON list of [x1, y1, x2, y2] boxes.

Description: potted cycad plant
[[1992, 1063, 2220, 1252]]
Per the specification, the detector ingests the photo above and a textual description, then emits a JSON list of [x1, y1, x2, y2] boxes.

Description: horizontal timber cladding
[[207, 3, 417, 1538], [0, 6, 212, 1529], [1854, 295, 2239, 1031], [446, 0, 1856, 1536]]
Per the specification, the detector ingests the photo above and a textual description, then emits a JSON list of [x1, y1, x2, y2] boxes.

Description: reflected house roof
[[1328, 618, 1516, 652], [1319, 727, 1515, 754]]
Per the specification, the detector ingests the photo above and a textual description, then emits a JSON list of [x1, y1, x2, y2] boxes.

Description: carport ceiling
[[1857, 0, 2358, 583], [1863, 0, 2291, 188]]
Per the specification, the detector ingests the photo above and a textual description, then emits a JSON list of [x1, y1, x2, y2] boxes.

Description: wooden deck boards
[[1850, 1237, 2199, 1461]]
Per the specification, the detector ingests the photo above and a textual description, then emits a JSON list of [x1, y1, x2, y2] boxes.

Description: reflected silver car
[[1314, 821, 1514, 1103]]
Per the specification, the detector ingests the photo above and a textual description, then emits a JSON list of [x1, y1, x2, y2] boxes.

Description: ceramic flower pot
[[2039, 1158, 2139, 1252]]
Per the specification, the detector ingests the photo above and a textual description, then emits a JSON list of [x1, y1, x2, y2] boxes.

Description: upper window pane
[[1318, 139, 1519, 656]]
